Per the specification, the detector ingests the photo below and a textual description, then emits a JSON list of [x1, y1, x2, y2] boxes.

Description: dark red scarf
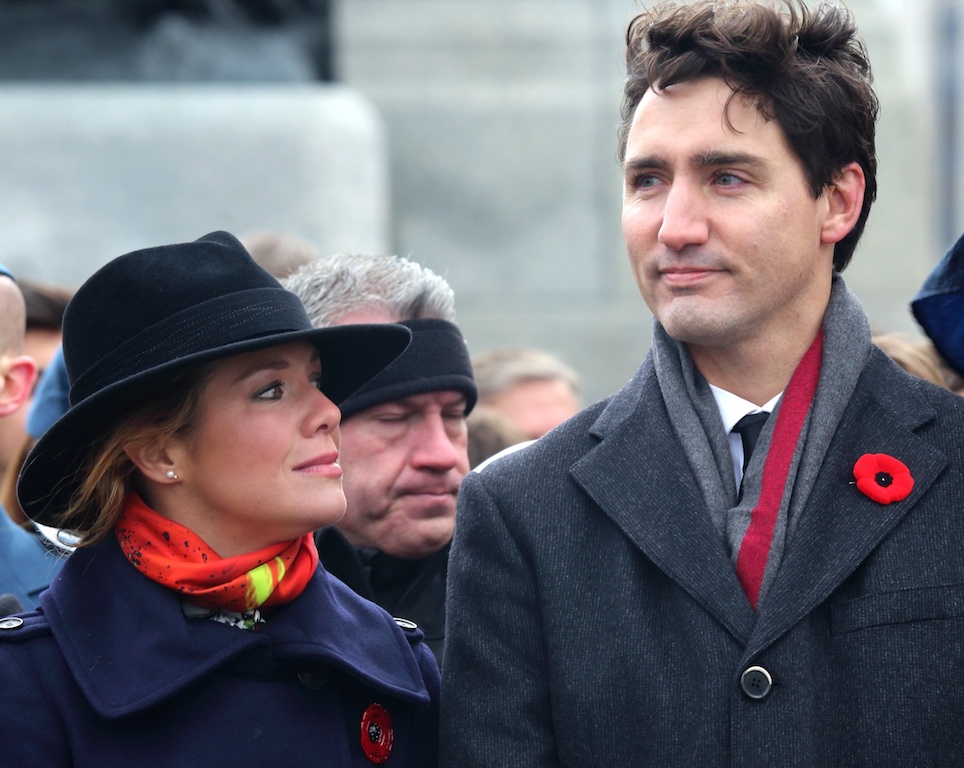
[[735, 331, 823, 608]]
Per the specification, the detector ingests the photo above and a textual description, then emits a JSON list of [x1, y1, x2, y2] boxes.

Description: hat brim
[[18, 323, 410, 527]]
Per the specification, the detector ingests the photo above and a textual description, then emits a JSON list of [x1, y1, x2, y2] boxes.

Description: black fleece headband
[[338, 318, 478, 419]]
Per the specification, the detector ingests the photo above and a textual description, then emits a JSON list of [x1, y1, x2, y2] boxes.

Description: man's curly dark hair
[[618, 0, 878, 271]]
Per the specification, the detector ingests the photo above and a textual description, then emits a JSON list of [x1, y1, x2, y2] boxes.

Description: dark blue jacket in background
[[0, 534, 439, 767], [0, 508, 62, 610]]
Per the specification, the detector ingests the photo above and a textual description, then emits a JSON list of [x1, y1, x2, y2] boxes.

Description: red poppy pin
[[853, 453, 914, 504], [360, 703, 393, 764]]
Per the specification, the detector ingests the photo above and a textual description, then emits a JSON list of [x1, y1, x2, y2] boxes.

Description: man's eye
[[629, 173, 660, 190], [715, 172, 743, 186]]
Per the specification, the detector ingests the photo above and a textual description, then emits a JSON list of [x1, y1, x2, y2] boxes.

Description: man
[[0, 265, 63, 610], [441, 2, 964, 765], [471, 346, 582, 439], [0, 279, 72, 526], [284, 254, 476, 661]]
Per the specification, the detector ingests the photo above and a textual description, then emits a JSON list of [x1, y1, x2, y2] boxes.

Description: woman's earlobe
[[124, 440, 180, 484]]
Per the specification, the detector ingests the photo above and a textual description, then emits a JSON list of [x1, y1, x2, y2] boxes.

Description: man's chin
[[396, 494, 458, 520], [383, 516, 455, 560]]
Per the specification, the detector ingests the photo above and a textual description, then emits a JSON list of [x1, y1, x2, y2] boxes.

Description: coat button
[[740, 665, 773, 700], [0, 617, 23, 630], [394, 617, 418, 631], [297, 664, 329, 690]]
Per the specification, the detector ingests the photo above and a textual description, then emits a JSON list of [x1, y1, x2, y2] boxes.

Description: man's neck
[[688, 325, 822, 406]]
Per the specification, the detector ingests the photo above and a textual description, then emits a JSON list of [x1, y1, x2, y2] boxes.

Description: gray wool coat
[[440, 347, 964, 767]]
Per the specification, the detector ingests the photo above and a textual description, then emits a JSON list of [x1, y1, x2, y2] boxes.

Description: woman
[[0, 232, 438, 767]]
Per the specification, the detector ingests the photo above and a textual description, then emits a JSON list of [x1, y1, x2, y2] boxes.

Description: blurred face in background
[[0, 327, 60, 476], [481, 377, 581, 439]]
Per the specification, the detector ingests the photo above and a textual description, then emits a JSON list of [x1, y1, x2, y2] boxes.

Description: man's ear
[[0, 354, 37, 417], [123, 438, 181, 485], [820, 162, 865, 245]]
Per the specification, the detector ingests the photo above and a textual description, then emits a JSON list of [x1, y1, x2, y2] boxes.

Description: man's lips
[[659, 266, 722, 288]]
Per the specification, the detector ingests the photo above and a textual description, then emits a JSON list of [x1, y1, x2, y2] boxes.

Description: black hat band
[[69, 288, 310, 406]]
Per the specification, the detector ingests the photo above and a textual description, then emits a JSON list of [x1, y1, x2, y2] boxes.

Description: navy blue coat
[[0, 535, 439, 767]]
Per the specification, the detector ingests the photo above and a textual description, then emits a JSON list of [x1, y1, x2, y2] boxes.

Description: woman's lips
[[294, 452, 342, 477]]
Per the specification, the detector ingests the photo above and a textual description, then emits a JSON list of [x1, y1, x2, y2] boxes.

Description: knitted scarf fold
[[115, 493, 318, 614], [652, 275, 872, 608]]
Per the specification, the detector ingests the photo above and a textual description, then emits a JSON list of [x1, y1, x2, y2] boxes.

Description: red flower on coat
[[360, 703, 393, 764], [853, 453, 914, 504]]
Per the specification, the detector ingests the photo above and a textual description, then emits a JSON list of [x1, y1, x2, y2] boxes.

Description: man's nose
[[657, 180, 710, 251], [410, 414, 461, 471]]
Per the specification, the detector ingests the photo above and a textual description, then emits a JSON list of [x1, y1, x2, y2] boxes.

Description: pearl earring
[[165, 469, 178, 480]]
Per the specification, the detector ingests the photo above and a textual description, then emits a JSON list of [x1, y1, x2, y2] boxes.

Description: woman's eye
[[254, 382, 284, 400]]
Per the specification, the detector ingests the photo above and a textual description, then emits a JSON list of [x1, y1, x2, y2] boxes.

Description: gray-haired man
[[285, 254, 476, 662]]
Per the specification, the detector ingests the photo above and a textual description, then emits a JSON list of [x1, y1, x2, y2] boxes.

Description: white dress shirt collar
[[709, 384, 783, 489]]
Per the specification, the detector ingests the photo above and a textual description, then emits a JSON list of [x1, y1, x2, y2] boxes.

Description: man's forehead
[[633, 78, 766, 134], [331, 307, 400, 326], [626, 78, 792, 166], [369, 390, 467, 411]]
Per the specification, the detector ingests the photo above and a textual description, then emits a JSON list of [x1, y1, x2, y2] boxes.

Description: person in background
[[0, 280, 73, 526], [872, 332, 948, 389], [0, 266, 63, 610], [241, 230, 321, 279], [471, 346, 582, 439], [441, 2, 964, 764], [0, 232, 438, 767], [912, 230, 964, 395], [284, 254, 476, 662], [465, 405, 527, 469]]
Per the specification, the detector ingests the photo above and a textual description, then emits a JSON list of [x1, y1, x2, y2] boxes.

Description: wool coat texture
[[441, 347, 964, 767], [0, 535, 439, 767]]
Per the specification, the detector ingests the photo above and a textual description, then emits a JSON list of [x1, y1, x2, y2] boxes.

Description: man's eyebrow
[[623, 155, 668, 175], [692, 150, 765, 168], [622, 151, 765, 174]]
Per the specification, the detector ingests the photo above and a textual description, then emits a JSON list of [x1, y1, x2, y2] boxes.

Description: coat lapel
[[571, 359, 756, 644], [745, 353, 948, 660]]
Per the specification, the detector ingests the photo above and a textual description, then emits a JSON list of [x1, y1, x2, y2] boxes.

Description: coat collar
[[572, 356, 757, 644], [571, 350, 950, 651], [41, 536, 432, 718]]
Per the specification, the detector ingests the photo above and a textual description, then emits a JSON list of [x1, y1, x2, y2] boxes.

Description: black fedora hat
[[18, 230, 410, 526]]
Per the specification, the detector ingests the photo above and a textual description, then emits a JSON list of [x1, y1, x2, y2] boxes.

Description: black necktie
[[732, 412, 770, 474]]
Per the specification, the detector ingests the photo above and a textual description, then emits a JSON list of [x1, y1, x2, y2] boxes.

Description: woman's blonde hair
[[873, 333, 948, 390], [54, 363, 215, 547]]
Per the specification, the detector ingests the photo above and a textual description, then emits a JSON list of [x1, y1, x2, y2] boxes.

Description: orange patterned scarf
[[115, 493, 318, 613]]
